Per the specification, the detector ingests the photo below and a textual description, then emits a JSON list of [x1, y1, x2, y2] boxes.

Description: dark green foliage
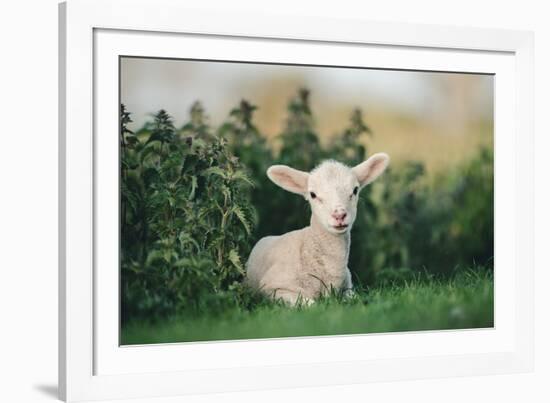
[[330, 108, 371, 166], [147, 109, 176, 146], [219, 100, 271, 237], [278, 88, 323, 170], [121, 106, 256, 323], [181, 101, 215, 142], [364, 147, 494, 282]]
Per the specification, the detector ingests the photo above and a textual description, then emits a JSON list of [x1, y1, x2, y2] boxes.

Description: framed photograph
[[59, 0, 534, 401]]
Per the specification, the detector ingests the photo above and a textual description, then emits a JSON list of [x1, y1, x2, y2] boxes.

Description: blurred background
[[121, 58, 493, 175]]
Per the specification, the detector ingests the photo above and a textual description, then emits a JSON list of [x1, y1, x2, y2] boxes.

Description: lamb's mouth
[[332, 224, 349, 231]]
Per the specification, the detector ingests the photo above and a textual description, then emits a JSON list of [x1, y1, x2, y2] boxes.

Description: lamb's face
[[307, 162, 360, 234], [267, 153, 390, 236]]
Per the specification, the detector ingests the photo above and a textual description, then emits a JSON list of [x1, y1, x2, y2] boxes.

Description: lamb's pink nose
[[332, 209, 347, 222]]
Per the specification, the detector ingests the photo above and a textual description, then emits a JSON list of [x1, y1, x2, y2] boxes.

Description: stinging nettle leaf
[[228, 249, 244, 273], [232, 205, 251, 235], [232, 170, 255, 187], [203, 166, 227, 179]]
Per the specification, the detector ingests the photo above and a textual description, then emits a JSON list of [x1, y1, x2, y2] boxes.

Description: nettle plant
[[120, 104, 256, 321]]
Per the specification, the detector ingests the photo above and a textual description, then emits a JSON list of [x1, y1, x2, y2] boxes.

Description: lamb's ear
[[352, 153, 390, 187], [267, 165, 309, 195]]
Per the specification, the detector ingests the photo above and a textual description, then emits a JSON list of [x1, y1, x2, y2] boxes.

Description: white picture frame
[[59, 0, 534, 401]]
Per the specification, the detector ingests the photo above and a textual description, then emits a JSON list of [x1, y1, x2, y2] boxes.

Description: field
[[121, 269, 493, 344], [119, 86, 494, 344]]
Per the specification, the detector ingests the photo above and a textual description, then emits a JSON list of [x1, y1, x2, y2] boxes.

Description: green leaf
[[145, 131, 165, 145], [228, 249, 244, 273], [178, 232, 200, 251], [232, 205, 251, 235], [232, 170, 255, 187], [139, 144, 157, 163], [203, 166, 227, 179]]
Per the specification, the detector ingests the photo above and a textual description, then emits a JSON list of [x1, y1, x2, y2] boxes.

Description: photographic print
[[119, 57, 494, 345]]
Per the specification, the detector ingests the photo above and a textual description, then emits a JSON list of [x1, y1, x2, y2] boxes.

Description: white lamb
[[245, 153, 390, 305]]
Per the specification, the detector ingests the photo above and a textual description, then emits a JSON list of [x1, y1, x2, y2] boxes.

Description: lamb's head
[[267, 153, 390, 235]]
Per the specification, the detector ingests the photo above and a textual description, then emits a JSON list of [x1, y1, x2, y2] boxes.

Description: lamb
[[245, 153, 390, 305]]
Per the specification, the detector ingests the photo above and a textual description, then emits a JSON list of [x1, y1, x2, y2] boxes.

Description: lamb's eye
[[353, 186, 358, 196], [310, 192, 317, 199]]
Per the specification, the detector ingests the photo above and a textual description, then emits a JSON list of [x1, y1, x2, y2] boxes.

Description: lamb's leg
[[267, 288, 313, 306], [343, 268, 356, 299], [259, 266, 313, 306]]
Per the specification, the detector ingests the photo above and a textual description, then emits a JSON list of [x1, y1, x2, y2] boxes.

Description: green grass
[[121, 269, 493, 345]]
